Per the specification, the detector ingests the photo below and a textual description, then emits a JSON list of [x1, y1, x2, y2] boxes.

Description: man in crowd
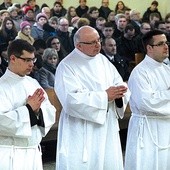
[[101, 37, 130, 81]]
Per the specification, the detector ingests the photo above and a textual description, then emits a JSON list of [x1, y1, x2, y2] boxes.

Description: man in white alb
[[55, 25, 130, 170]]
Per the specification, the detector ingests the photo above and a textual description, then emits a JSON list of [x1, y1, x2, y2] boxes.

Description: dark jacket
[[50, 8, 67, 18], [116, 35, 138, 62], [0, 2, 12, 10], [35, 62, 56, 89], [0, 56, 7, 77], [57, 30, 73, 54], [142, 7, 162, 22], [43, 23, 57, 41], [98, 6, 112, 19], [129, 20, 141, 36], [0, 29, 17, 50], [76, 5, 89, 17], [101, 50, 130, 81]]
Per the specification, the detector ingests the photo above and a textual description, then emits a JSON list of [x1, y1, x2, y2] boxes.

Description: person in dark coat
[[76, 0, 89, 17], [116, 24, 138, 63], [142, 0, 162, 22], [0, 17, 17, 50], [134, 22, 151, 55], [0, 0, 12, 10], [101, 37, 130, 81], [46, 35, 67, 62], [98, 0, 111, 20], [129, 9, 141, 36], [43, 16, 58, 41], [50, 1, 66, 18], [57, 17, 73, 54], [35, 48, 59, 89]]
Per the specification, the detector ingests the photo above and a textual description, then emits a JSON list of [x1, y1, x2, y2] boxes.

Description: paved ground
[[43, 161, 55, 170], [42, 129, 127, 170]]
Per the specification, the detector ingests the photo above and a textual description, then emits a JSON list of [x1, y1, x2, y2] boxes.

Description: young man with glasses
[[55, 25, 130, 170], [125, 30, 170, 170], [0, 39, 56, 169]]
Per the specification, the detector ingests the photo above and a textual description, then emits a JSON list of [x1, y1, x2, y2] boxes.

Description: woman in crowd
[[114, 1, 128, 14], [0, 17, 18, 49], [35, 48, 59, 89], [66, 6, 78, 26], [15, 21, 34, 45], [7, 5, 23, 31], [46, 36, 67, 62]]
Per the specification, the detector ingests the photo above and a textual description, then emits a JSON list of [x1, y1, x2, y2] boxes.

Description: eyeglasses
[[149, 41, 170, 47], [16, 56, 37, 63], [79, 38, 101, 45]]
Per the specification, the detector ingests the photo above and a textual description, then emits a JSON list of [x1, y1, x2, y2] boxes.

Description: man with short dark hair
[[98, 0, 111, 19], [101, 37, 130, 81], [116, 24, 138, 62], [142, 0, 162, 22], [0, 39, 56, 169], [125, 30, 170, 170], [76, 0, 89, 17]]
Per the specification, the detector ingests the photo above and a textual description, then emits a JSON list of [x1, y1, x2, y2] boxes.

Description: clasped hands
[[106, 85, 127, 101], [26, 88, 45, 113]]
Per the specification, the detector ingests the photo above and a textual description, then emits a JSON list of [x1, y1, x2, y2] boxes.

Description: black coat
[[0, 2, 12, 10], [76, 6, 89, 17], [98, 6, 112, 19], [116, 35, 138, 62], [101, 50, 130, 81], [142, 7, 162, 22], [57, 30, 73, 54], [43, 23, 57, 41]]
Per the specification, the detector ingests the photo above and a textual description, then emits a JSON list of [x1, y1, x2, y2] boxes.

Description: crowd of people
[[0, 0, 170, 82], [1, 0, 170, 170]]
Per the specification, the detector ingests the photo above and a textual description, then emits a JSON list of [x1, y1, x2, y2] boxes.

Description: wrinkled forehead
[[79, 28, 99, 41]]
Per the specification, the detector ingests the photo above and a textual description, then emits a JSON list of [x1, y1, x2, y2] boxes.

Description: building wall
[[14, 0, 169, 19]]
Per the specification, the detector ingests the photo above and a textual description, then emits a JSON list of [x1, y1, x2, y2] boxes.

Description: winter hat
[[20, 21, 31, 31], [23, 6, 34, 14], [0, 10, 9, 16], [7, 6, 18, 13], [36, 13, 48, 21]]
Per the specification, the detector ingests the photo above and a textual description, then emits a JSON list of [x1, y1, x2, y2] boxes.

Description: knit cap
[[23, 6, 33, 14], [7, 6, 18, 13], [36, 13, 48, 21], [0, 10, 9, 16], [20, 21, 31, 30]]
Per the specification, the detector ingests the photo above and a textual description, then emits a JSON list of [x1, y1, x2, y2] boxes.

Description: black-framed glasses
[[149, 41, 170, 47], [79, 38, 102, 45], [16, 56, 37, 63]]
